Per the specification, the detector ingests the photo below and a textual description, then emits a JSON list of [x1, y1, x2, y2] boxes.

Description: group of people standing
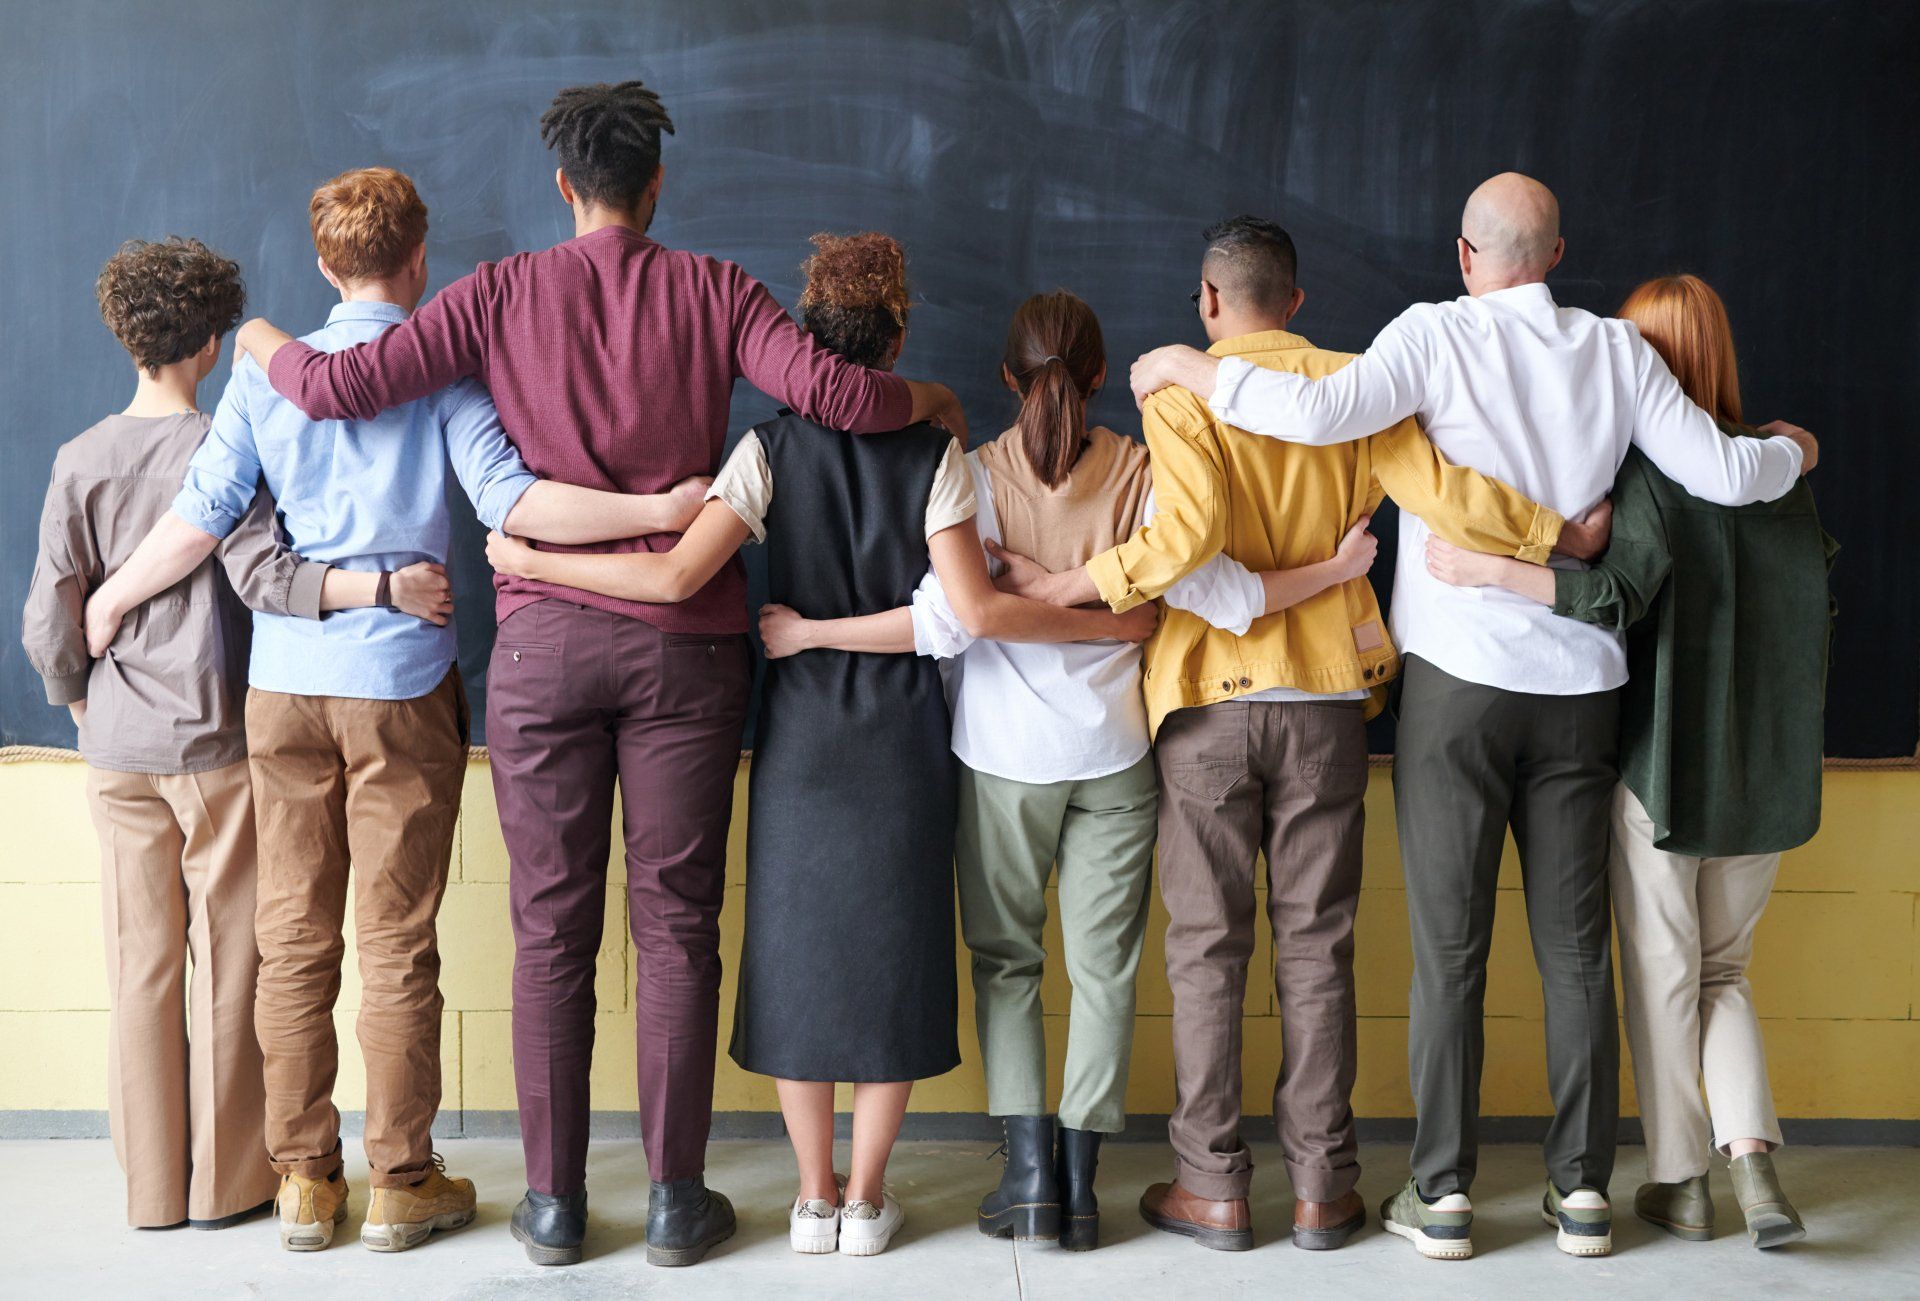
[[22, 78, 1833, 1271]]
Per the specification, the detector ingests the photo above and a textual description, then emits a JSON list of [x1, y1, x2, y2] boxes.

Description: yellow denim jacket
[[1086, 330, 1562, 734]]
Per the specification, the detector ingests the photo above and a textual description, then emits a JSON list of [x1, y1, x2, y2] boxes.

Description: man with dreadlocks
[[236, 80, 963, 1269]]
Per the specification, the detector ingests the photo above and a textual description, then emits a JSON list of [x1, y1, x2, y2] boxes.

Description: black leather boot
[[977, 1115, 1061, 1240], [1057, 1127, 1103, 1251], [511, 1188, 588, 1266], [645, 1177, 735, 1267]]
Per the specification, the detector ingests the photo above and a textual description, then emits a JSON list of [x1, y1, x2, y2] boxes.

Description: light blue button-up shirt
[[173, 300, 536, 700]]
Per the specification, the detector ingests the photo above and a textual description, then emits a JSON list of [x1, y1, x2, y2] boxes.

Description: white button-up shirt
[[1208, 283, 1805, 696]]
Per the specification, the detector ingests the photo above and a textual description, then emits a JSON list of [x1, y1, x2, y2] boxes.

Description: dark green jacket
[[1553, 429, 1835, 857]]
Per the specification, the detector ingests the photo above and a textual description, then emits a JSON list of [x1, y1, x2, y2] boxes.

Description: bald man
[[1127, 173, 1815, 1262]]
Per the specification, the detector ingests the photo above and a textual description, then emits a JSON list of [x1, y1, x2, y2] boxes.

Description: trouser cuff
[[1286, 1156, 1360, 1204], [1175, 1158, 1252, 1203], [271, 1146, 343, 1183]]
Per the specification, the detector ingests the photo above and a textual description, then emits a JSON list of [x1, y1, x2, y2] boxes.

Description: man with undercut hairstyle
[[993, 214, 1594, 1254], [235, 81, 966, 1269], [1129, 174, 1817, 1261]]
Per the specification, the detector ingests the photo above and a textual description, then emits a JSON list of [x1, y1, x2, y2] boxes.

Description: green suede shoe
[[1379, 1176, 1473, 1260], [1540, 1183, 1612, 1257], [1729, 1153, 1806, 1249], [1634, 1175, 1714, 1242]]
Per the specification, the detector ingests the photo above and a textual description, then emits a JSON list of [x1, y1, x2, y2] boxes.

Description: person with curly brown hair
[[485, 232, 1155, 1259], [20, 236, 437, 1232]]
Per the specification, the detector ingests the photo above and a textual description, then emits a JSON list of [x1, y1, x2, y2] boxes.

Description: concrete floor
[[5, 1138, 1917, 1299]]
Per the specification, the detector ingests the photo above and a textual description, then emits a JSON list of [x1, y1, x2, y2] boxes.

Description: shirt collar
[[325, 299, 410, 326], [1476, 282, 1557, 310], [1207, 328, 1313, 358]]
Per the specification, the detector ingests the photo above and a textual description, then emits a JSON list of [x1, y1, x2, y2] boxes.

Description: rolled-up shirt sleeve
[[1209, 308, 1431, 447], [440, 379, 537, 532], [1628, 332, 1801, 506], [909, 568, 974, 659]]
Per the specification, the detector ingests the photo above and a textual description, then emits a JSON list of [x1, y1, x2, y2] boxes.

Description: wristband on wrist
[[375, 570, 395, 609]]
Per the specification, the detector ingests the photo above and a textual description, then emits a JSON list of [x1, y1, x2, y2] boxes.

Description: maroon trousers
[[487, 601, 751, 1194]]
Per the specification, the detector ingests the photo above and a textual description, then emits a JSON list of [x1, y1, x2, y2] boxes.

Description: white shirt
[[908, 456, 1271, 784], [1208, 283, 1805, 696]]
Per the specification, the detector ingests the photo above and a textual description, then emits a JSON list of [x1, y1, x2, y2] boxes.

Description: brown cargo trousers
[[1154, 698, 1367, 1204], [247, 668, 466, 1189]]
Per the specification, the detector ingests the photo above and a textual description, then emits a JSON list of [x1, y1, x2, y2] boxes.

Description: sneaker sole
[[1541, 1207, 1613, 1256], [839, 1213, 903, 1257], [977, 1202, 1062, 1242], [1635, 1207, 1713, 1242], [362, 1206, 476, 1252], [1381, 1215, 1472, 1260], [790, 1224, 839, 1255], [509, 1218, 583, 1266], [1746, 1209, 1806, 1250], [279, 1202, 347, 1253], [646, 1221, 735, 1268]]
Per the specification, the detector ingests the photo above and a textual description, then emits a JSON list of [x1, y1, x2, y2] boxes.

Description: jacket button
[[1238, 677, 1252, 688], [513, 650, 522, 664], [1222, 679, 1233, 691]]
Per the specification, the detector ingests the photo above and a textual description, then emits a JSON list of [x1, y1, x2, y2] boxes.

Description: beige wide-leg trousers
[[86, 760, 277, 1227], [1610, 783, 1784, 1183]]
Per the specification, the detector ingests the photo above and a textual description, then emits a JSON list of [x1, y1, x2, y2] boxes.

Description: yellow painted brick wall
[[2, 759, 1915, 1119]]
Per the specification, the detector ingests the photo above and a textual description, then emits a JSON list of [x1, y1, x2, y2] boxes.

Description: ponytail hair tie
[[1040, 354, 1064, 365]]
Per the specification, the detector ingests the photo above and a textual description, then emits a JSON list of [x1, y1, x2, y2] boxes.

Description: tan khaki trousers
[[248, 669, 465, 1189], [86, 760, 277, 1227], [1610, 783, 1784, 1183]]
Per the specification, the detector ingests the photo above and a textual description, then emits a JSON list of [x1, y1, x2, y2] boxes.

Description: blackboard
[[4, 0, 1914, 756]]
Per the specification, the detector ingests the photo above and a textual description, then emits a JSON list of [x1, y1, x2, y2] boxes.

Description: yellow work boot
[[277, 1168, 350, 1252], [361, 1155, 478, 1252]]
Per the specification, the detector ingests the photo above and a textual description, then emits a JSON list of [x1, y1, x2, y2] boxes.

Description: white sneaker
[[839, 1194, 905, 1256], [790, 1192, 841, 1255]]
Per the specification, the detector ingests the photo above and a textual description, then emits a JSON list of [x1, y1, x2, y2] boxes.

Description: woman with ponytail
[[488, 240, 1154, 1261], [760, 290, 1285, 1251]]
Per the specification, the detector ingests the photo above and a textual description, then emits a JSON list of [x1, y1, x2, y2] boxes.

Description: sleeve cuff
[[707, 486, 766, 544], [1550, 568, 1600, 620], [1206, 354, 1255, 423], [44, 670, 89, 706], [170, 492, 242, 541], [1086, 547, 1146, 613], [287, 561, 330, 620], [479, 473, 539, 534], [1517, 505, 1563, 565]]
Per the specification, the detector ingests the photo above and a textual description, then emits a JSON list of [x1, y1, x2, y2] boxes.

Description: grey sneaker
[[1380, 1177, 1472, 1260], [1541, 1183, 1612, 1257], [1635, 1175, 1714, 1242], [1729, 1153, 1805, 1249]]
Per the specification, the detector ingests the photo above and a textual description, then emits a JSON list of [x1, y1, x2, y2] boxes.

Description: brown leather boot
[[1292, 1188, 1367, 1250], [1139, 1181, 1253, 1252]]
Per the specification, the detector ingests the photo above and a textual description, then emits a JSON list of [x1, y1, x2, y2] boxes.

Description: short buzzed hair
[[1202, 215, 1298, 316]]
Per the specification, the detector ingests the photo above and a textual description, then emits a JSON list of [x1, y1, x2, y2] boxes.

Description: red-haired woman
[[1424, 274, 1832, 1250], [487, 238, 1153, 1259]]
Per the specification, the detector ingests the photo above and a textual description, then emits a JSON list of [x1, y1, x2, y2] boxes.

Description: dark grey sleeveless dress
[[727, 412, 961, 1082]]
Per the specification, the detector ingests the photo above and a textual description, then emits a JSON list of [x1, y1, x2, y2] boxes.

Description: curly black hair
[[95, 237, 245, 373], [540, 80, 676, 213]]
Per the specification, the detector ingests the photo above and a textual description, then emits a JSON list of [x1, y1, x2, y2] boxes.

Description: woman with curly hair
[[486, 232, 1154, 1258]]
